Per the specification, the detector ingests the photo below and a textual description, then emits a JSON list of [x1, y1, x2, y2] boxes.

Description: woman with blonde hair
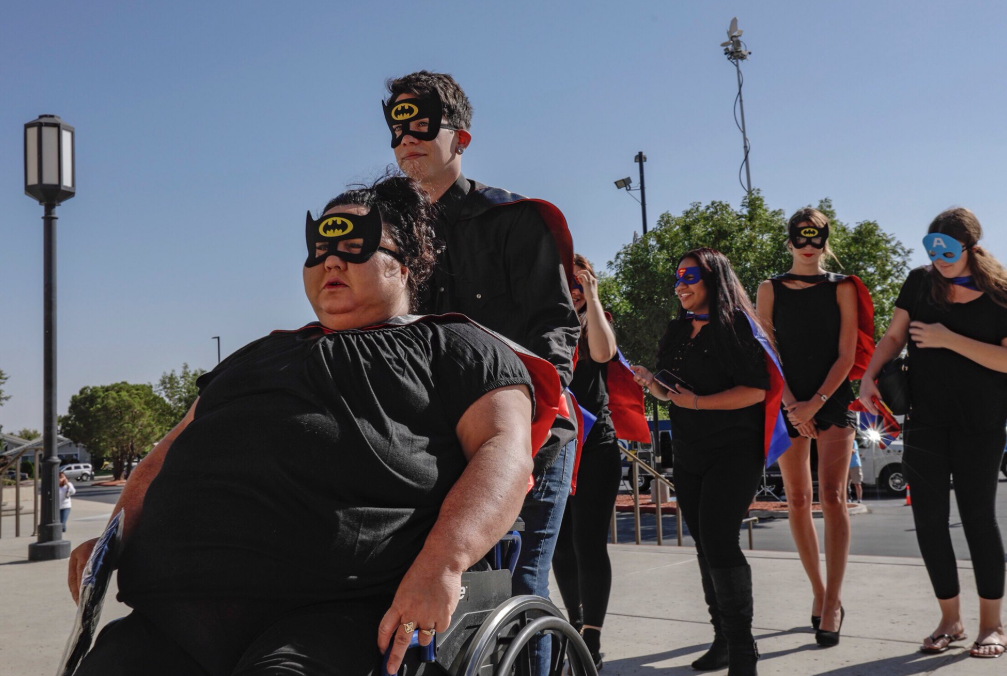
[[755, 207, 875, 646]]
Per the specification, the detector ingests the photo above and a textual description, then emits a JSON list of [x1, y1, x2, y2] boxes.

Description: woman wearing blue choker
[[860, 207, 1007, 659]]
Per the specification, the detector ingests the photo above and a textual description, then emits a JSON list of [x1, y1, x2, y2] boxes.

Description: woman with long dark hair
[[755, 207, 873, 646], [552, 254, 620, 671], [633, 249, 775, 676], [860, 208, 1007, 659]]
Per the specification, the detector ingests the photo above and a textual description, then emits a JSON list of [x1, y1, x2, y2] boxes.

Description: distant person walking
[[848, 440, 863, 503], [756, 208, 875, 646], [859, 207, 1007, 659], [59, 471, 75, 533]]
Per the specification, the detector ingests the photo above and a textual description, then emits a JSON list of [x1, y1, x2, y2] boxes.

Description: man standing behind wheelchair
[[66, 176, 545, 676]]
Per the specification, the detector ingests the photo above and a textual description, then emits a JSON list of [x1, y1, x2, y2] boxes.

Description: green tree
[[61, 383, 170, 480], [154, 363, 206, 425], [600, 192, 911, 410], [15, 428, 40, 441], [0, 368, 10, 407]]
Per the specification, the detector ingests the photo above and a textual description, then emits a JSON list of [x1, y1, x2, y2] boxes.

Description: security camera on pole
[[721, 18, 754, 200], [24, 114, 75, 561]]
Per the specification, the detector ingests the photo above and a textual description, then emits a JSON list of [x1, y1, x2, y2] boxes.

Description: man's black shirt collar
[[436, 173, 471, 228]]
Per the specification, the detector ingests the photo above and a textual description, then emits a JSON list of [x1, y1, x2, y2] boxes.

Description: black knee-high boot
[[710, 565, 759, 676], [691, 557, 729, 670]]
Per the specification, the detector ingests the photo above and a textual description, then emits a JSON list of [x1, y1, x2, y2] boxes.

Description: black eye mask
[[305, 208, 391, 267], [789, 222, 829, 249], [382, 93, 455, 148]]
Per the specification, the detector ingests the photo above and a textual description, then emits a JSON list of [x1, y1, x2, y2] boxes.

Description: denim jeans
[[513, 437, 576, 675], [60, 508, 70, 532]]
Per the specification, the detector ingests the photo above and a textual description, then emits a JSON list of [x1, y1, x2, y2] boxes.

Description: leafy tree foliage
[[155, 363, 206, 425], [598, 192, 911, 412], [15, 428, 40, 441], [61, 383, 170, 480], [0, 368, 10, 406]]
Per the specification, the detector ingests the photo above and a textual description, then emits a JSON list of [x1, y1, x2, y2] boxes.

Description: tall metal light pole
[[613, 151, 649, 235], [24, 114, 75, 561], [212, 336, 221, 364], [721, 18, 753, 199]]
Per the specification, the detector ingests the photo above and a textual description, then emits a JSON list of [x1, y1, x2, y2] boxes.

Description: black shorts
[[784, 396, 856, 438]]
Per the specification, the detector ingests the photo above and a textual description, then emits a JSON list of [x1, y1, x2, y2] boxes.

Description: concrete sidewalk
[[1, 496, 1001, 675]]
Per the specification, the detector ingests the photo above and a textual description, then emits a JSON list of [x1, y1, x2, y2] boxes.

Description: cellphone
[[654, 369, 693, 394]]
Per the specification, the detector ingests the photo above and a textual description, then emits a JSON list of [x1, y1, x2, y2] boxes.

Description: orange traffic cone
[[905, 484, 911, 506]]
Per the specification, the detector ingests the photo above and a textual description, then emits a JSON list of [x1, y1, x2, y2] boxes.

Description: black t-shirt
[[116, 319, 532, 606], [570, 355, 616, 448], [896, 266, 1007, 430], [656, 311, 770, 464]]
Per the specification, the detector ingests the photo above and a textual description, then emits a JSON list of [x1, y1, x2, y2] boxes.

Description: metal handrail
[[612, 444, 682, 546], [610, 444, 758, 551]]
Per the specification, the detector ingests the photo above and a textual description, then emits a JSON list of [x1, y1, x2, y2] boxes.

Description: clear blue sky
[[2, 0, 1006, 431]]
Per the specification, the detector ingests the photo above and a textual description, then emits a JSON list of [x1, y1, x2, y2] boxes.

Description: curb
[[750, 503, 870, 520]]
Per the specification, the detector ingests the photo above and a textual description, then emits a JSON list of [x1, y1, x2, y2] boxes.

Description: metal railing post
[[631, 463, 641, 545]]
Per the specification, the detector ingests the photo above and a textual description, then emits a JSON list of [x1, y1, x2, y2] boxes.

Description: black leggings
[[552, 437, 623, 627], [75, 602, 387, 676], [902, 424, 1006, 600], [674, 444, 765, 569]]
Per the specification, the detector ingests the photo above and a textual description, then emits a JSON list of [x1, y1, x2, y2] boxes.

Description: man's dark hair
[[385, 71, 473, 131], [325, 172, 438, 309]]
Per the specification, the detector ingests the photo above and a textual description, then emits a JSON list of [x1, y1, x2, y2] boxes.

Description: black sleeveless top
[[770, 279, 854, 407]]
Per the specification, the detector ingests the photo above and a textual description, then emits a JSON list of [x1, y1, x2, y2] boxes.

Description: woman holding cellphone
[[859, 208, 1007, 659], [633, 249, 773, 676]]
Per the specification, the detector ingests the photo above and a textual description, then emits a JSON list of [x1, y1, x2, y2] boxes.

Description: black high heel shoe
[[811, 614, 821, 631], [815, 606, 845, 647]]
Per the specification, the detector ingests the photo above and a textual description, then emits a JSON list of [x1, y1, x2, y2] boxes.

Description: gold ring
[[401, 621, 416, 634], [420, 628, 436, 637]]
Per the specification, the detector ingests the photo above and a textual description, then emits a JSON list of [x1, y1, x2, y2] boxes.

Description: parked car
[[60, 463, 93, 482], [4, 468, 29, 481]]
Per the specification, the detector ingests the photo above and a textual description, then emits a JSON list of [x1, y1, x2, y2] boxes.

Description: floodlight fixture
[[614, 177, 632, 190]]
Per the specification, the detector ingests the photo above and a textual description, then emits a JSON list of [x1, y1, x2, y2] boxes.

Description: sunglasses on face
[[570, 281, 584, 293], [675, 266, 702, 287]]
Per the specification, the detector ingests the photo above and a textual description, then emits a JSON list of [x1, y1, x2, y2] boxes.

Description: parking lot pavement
[[2, 493, 1005, 675], [615, 477, 1007, 560]]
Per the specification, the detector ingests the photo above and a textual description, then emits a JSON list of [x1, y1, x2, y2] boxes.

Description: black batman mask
[[789, 221, 829, 249], [305, 208, 401, 267], [382, 93, 456, 148]]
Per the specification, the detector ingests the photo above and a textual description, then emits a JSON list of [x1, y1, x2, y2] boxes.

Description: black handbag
[[876, 356, 909, 415], [874, 280, 924, 416]]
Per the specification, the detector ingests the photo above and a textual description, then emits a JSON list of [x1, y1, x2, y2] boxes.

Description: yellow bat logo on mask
[[319, 216, 354, 238], [391, 103, 419, 121], [800, 227, 819, 237]]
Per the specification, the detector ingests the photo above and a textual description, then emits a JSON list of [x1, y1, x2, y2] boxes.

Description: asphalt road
[[617, 477, 1007, 560], [70, 477, 1007, 560]]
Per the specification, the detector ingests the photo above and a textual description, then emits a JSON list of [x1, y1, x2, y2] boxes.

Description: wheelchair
[[385, 525, 599, 676], [64, 518, 598, 676]]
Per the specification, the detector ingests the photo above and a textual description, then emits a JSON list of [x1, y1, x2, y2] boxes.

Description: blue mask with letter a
[[923, 233, 966, 264]]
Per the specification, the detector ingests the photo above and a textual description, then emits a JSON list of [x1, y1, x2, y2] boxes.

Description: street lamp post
[[24, 114, 75, 561], [613, 151, 649, 235], [212, 336, 221, 364]]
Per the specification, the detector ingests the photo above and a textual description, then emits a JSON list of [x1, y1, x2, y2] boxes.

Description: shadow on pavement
[[809, 650, 971, 675]]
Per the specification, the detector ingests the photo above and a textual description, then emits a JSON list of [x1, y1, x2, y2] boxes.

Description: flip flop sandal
[[969, 641, 1005, 658], [920, 633, 967, 654]]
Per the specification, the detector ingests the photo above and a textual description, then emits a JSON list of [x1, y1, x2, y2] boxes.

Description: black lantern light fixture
[[24, 114, 75, 562]]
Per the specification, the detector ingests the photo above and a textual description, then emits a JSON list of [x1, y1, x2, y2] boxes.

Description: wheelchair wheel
[[457, 595, 598, 676]]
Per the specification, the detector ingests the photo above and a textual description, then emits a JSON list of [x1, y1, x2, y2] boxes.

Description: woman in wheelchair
[[66, 176, 553, 676]]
